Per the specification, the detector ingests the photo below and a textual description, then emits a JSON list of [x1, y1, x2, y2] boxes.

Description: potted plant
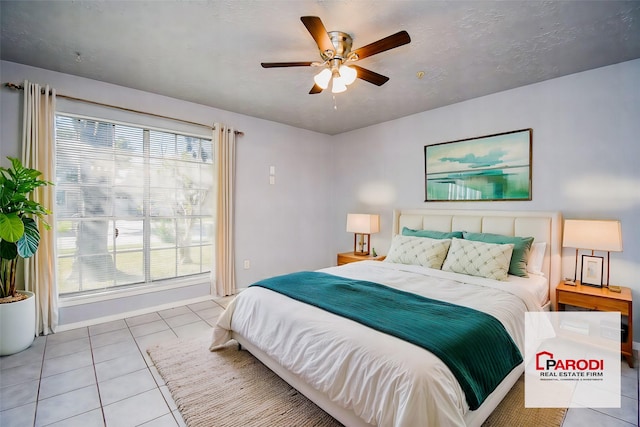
[[0, 157, 51, 356]]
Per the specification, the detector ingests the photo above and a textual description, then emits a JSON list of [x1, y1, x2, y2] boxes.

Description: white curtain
[[21, 80, 58, 336], [213, 123, 237, 296]]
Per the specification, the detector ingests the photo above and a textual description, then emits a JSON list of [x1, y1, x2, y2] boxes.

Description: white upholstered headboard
[[392, 209, 563, 305]]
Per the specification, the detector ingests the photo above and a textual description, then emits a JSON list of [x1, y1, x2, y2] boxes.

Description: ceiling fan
[[261, 16, 411, 94]]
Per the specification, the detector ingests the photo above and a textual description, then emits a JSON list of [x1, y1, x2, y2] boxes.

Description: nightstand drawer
[[557, 291, 629, 315], [555, 282, 633, 368], [337, 254, 353, 265], [337, 252, 385, 265]]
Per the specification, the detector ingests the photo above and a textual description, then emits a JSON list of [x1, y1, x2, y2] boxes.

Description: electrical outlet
[[243, 260, 250, 269]]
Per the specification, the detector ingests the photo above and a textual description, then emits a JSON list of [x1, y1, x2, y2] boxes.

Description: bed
[[211, 209, 562, 426]]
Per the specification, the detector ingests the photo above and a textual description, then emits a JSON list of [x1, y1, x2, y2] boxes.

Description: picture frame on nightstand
[[581, 255, 603, 287]]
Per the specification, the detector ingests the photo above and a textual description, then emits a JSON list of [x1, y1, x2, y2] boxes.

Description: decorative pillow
[[402, 227, 463, 239], [385, 235, 452, 269], [462, 232, 534, 277], [442, 238, 514, 281], [527, 242, 546, 276]]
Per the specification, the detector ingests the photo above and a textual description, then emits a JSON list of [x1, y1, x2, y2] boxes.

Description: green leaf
[[0, 240, 18, 260], [17, 218, 40, 258], [0, 157, 51, 260], [25, 169, 43, 179], [0, 213, 24, 242], [9, 157, 22, 172]]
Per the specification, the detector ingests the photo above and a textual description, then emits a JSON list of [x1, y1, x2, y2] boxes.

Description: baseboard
[[55, 294, 215, 333]]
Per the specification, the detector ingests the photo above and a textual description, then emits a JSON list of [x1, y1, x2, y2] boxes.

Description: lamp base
[[353, 233, 370, 256]]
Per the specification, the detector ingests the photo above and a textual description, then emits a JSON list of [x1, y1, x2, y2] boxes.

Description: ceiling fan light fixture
[[314, 68, 332, 89], [339, 65, 357, 85], [332, 77, 347, 94], [264, 17, 410, 95]]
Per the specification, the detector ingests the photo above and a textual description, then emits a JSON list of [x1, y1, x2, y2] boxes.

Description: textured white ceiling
[[2, 1, 639, 135]]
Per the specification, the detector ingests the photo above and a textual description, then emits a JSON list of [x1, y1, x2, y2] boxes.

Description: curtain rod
[[4, 82, 244, 136]]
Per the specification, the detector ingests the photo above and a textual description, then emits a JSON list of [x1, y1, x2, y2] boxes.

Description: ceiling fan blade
[[309, 83, 323, 94], [351, 30, 411, 60], [261, 61, 314, 68], [351, 65, 390, 86], [301, 16, 335, 54]]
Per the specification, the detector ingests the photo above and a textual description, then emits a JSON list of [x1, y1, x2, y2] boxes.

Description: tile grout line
[[32, 336, 47, 427], [35, 330, 97, 427], [130, 311, 180, 426], [87, 328, 108, 427], [49, 316, 176, 426], [158, 306, 195, 426], [39, 322, 150, 426], [38, 329, 105, 427]]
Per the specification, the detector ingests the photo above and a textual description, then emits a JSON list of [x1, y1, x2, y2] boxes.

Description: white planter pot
[[0, 291, 36, 356]]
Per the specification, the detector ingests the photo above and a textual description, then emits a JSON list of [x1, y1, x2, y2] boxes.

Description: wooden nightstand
[[556, 281, 633, 367], [337, 252, 385, 266]]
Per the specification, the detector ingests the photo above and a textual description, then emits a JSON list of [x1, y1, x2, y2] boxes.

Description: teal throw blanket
[[250, 271, 522, 410]]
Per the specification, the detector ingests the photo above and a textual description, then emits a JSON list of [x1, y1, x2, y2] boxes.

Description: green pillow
[[462, 232, 534, 277], [402, 227, 463, 239]]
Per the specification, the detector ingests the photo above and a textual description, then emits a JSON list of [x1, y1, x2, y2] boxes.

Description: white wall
[[330, 59, 640, 336], [1, 60, 334, 326], [3, 59, 639, 336]]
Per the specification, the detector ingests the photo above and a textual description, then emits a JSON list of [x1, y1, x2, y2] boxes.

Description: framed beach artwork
[[424, 129, 532, 201], [581, 255, 604, 287]]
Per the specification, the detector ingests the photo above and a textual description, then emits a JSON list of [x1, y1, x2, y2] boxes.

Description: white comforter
[[211, 261, 543, 427]]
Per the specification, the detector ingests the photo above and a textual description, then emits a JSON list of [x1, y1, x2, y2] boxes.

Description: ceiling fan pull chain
[[333, 95, 338, 110]]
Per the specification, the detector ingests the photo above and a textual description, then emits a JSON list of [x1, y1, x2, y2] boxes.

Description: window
[[55, 115, 214, 295]]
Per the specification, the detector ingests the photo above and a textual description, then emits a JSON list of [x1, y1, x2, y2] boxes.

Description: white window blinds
[[55, 115, 214, 295]]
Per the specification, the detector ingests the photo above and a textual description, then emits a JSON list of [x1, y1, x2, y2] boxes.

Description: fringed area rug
[[147, 337, 566, 427]]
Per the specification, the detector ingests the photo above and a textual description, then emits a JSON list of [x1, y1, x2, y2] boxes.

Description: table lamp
[[562, 219, 623, 288], [346, 213, 380, 256]]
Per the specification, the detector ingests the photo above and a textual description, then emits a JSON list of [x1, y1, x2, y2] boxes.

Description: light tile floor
[[561, 352, 639, 427], [0, 297, 231, 427], [1, 297, 638, 426]]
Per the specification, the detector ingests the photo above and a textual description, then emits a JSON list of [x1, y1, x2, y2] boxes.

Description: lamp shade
[[346, 214, 380, 234], [339, 65, 357, 85], [563, 219, 623, 252], [314, 68, 332, 90], [331, 77, 347, 94]]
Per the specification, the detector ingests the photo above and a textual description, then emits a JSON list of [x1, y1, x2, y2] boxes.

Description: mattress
[[211, 261, 544, 426]]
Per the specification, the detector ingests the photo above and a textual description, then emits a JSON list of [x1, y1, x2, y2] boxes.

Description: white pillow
[[442, 238, 514, 281], [384, 235, 451, 269], [527, 242, 547, 276]]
